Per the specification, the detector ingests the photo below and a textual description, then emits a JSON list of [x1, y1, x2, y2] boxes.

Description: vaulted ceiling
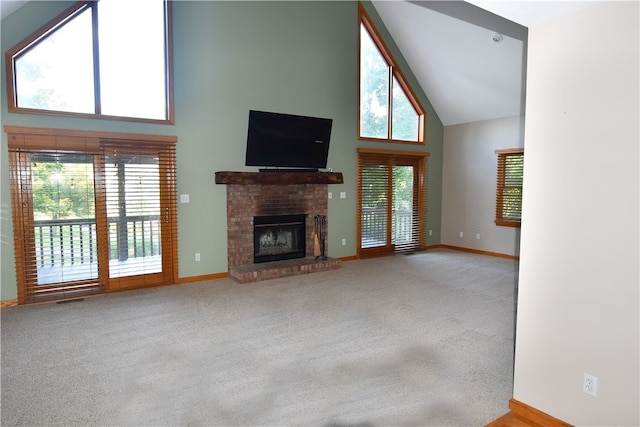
[[371, 0, 603, 126], [1, 0, 604, 126]]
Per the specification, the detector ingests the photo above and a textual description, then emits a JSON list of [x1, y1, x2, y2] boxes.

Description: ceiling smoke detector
[[492, 33, 503, 43]]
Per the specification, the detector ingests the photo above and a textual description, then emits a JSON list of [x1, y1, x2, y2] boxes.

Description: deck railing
[[34, 216, 161, 267], [361, 207, 412, 247]]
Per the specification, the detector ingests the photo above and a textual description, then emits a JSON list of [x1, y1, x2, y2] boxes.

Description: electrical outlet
[[476, 233, 480, 240], [583, 373, 598, 397], [328, 192, 332, 199], [429, 229, 433, 236], [195, 253, 201, 262], [341, 238, 346, 246], [459, 231, 464, 238]]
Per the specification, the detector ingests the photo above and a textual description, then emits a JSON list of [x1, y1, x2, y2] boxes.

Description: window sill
[[358, 136, 425, 145], [495, 220, 521, 228]]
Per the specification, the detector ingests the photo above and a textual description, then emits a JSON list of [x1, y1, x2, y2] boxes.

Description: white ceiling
[[373, 1, 526, 125], [466, 0, 605, 27], [372, 0, 604, 126], [2, 0, 604, 126]]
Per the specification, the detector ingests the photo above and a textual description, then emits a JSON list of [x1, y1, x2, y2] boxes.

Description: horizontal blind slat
[[8, 128, 177, 303]]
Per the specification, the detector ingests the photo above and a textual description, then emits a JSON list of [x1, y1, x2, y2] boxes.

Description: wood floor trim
[[176, 272, 228, 284], [0, 299, 18, 308], [432, 244, 519, 261], [486, 399, 573, 427]]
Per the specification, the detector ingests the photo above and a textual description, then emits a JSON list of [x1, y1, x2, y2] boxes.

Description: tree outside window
[[495, 149, 524, 227], [7, 0, 172, 123], [359, 4, 424, 143]]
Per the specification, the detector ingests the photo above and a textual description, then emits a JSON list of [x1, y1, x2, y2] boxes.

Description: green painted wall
[[1, 1, 443, 300]]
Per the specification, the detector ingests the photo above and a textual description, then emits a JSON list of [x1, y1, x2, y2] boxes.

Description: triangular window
[[6, 0, 173, 123], [359, 3, 424, 143]]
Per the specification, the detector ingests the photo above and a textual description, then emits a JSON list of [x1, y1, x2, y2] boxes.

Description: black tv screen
[[245, 110, 333, 170]]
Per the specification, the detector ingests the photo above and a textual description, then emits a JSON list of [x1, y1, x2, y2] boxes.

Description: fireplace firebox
[[254, 214, 306, 263]]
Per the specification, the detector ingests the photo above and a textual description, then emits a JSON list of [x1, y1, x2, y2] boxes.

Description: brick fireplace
[[215, 171, 343, 283]]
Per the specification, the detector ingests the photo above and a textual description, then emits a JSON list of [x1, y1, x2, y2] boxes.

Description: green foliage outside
[[392, 80, 419, 141], [502, 187, 523, 219], [361, 164, 414, 245], [502, 155, 524, 220], [361, 165, 387, 208], [392, 166, 413, 211], [360, 25, 419, 141], [31, 155, 95, 220], [360, 26, 388, 139], [361, 164, 413, 210]]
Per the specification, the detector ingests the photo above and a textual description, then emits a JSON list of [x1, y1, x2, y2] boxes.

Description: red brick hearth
[[215, 172, 343, 283]]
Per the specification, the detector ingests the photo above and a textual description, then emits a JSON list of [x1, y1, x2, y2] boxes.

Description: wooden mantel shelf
[[215, 171, 344, 185]]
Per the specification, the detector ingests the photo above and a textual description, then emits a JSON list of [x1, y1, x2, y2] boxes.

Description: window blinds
[[7, 127, 177, 303], [8, 135, 103, 302], [99, 140, 178, 290], [357, 148, 428, 257], [495, 148, 524, 227]]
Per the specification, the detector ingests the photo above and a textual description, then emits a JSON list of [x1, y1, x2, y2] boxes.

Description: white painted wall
[[441, 115, 524, 256], [513, 2, 639, 425]]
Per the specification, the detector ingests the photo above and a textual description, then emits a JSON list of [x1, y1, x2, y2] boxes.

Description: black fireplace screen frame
[[253, 214, 306, 263]]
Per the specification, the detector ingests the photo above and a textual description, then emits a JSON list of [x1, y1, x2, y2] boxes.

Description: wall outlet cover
[[583, 373, 598, 397]]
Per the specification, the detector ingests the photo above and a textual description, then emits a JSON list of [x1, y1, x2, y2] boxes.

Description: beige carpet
[[1, 249, 518, 426]]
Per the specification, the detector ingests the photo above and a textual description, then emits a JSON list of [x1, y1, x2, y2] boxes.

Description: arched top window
[[359, 3, 425, 144], [5, 0, 174, 124]]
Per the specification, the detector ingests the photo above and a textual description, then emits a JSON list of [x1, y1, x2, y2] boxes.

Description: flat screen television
[[245, 110, 333, 171]]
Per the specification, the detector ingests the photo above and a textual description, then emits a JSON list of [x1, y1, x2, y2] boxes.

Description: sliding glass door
[[8, 129, 177, 303], [357, 149, 427, 257], [20, 152, 101, 299], [101, 143, 176, 289]]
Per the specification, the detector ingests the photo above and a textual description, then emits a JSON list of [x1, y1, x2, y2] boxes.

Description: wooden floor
[[486, 400, 573, 427], [487, 411, 546, 427]]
